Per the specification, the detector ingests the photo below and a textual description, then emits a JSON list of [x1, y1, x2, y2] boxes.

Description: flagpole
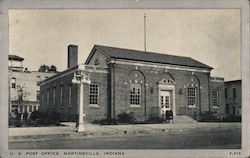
[[144, 13, 147, 52]]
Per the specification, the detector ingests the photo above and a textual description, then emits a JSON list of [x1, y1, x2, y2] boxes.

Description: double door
[[160, 91, 171, 115]]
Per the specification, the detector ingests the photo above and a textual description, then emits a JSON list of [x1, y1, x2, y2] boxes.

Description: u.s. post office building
[[39, 45, 226, 122]]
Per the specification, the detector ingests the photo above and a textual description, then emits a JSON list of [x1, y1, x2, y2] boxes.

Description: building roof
[[89, 45, 213, 69], [210, 76, 224, 81], [9, 55, 24, 61], [225, 79, 242, 83]]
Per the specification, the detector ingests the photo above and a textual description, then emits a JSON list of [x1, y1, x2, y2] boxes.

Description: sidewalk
[[9, 122, 241, 141]]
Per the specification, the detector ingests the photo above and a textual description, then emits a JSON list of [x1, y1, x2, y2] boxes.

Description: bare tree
[[16, 84, 30, 120]]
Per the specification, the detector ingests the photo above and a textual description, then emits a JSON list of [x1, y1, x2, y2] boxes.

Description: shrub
[[14, 119, 22, 127], [199, 111, 219, 122], [29, 110, 60, 126], [222, 115, 241, 122], [145, 116, 165, 123], [117, 112, 134, 123], [9, 118, 22, 127], [93, 118, 118, 125], [23, 112, 28, 121]]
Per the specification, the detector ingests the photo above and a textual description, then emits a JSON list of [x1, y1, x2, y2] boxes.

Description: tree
[[16, 84, 30, 121], [50, 65, 57, 72], [38, 64, 57, 72], [38, 65, 47, 72]]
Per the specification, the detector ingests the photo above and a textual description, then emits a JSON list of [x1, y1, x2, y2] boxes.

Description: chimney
[[68, 45, 78, 69]]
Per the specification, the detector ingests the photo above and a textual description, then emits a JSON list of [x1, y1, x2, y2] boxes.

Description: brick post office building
[[39, 45, 226, 122]]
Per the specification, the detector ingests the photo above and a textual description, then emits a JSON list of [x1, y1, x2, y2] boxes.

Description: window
[[187, 87, 196, 106], [20, 106, 23, 113], [233, 88, 237, 98], [130, 83, 141, 106], [42, 92, 45, 106], [53, 87, 56, 106], [11, 78, 16, 88], [226, 104, 230, 114], [225, 88, 228, 99], [37, 76, 41, 82], [89, 84, 99, 105], [212, 90, 219, 107], [29, 105, 32, 112], [232, 106, 236, 115], [37, 91, 40, 101], [46, 89, 50, 106], [68, 85, 72, 106], [60, 85, 63, 105], [18, 89, 23, 101], [24, 106, 27, 113]]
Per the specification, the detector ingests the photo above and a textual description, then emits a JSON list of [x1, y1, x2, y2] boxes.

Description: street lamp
[[72, 64, 91, 132]]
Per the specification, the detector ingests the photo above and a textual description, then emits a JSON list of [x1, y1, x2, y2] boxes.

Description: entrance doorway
[[159, 91, 171, 115], [158, 79, 175, 116]]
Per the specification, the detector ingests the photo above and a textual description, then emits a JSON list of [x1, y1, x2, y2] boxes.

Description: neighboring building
[[210, 77, 226, 117], [225, 80, 241, 116], [39, 45, 226, 122], [9, 55, 56, 118]]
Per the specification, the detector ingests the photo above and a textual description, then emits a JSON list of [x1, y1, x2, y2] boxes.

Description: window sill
[[89, 104, 100, 108], [130, 105, 141, 108], [188, 105, 197, 109], [213, 106, 220, 110]]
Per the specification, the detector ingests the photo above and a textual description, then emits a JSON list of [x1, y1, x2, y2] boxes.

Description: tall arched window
[[89, 84, 99, 105], [128, 70, 145, 107], [186, 75, 200, 108], [130, 83, 141, 106]]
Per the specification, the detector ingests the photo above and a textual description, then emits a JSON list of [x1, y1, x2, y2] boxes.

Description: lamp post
[[72, 64, 91, 132]]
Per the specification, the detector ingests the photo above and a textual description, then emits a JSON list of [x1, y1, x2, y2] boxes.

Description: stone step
[[173, 115, 197, 123]]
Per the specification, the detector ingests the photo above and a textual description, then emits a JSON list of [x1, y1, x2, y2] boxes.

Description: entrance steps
[[173, 115, 197, 123]]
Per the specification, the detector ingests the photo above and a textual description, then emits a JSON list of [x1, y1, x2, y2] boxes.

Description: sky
[[9, 9, 241, 81]]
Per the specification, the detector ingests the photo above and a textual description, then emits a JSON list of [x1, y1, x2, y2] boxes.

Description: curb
[[9, 126, 241, 142]]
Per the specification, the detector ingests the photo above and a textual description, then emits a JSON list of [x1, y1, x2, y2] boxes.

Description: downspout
[[144, 82, 146, 117], [108, 58, 116, 120], [112, 63, 116, 119], [208, 73, 211, 114]]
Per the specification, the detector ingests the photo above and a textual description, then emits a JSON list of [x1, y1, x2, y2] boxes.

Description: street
[[9, 128, 241, 149]]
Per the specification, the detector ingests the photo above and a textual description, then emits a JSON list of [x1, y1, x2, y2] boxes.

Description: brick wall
[[40, 66, 109, 122], [112, 63, 211, 121], [39, 62, 222, 122]]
